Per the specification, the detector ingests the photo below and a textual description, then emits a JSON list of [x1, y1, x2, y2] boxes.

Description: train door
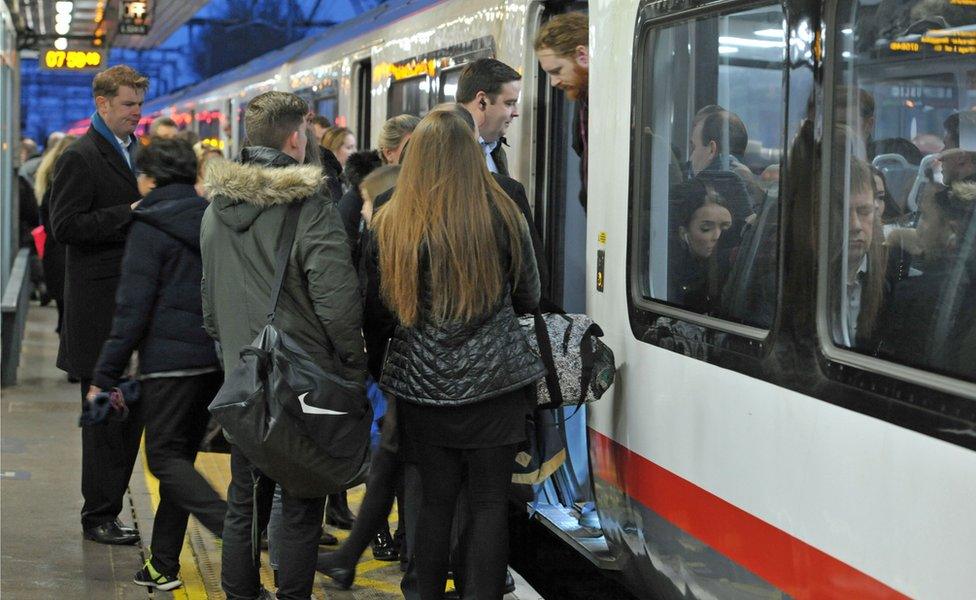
[[530, 1, 615, 569], [355, 58, 372, 146]]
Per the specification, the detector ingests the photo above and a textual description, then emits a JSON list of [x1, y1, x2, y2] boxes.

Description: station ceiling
[[9, 0, 212, 49]]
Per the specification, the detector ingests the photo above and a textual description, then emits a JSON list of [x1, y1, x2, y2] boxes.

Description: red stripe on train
[[590, 430, 909, 600]]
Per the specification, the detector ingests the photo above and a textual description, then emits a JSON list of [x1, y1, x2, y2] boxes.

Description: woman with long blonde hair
[[35, 134, 77, 332], [365, 108, 544, 599]]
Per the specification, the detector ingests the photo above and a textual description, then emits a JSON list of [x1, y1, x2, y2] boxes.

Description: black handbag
[[208, 201, 371, 498]]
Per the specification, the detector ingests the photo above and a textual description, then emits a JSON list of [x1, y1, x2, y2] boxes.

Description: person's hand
[[85, 385, 103, 403], [130, 200, 141, 210]]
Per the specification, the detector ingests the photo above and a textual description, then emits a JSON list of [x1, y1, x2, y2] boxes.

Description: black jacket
[[490, 137, 510, 178], [92, 184, 218, 390], [365, 209, 545, 406], [320, 146, 344, 202], [49, 125, 139, 378]]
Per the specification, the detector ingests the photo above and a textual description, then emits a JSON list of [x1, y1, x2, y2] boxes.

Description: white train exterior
[[129, 0, 976, 598]]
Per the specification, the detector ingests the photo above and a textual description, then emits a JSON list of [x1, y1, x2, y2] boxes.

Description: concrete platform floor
[[2, 304, 541, 600]]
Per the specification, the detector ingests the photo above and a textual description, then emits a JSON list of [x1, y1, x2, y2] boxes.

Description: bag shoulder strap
[[533, 310, 565, 407], [267, 201, 304, 323]]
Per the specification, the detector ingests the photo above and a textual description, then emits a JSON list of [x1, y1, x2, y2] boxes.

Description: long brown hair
[[34, 135, 77, 200], [372, 109, 524, 327]]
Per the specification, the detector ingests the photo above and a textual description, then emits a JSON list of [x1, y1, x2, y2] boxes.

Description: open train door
[[529, 0, 617, 571], [354, 58, 372, 147]]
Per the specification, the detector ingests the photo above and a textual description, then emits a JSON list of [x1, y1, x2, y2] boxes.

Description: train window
[[825, 0, 976, 383], [388, 74, 430, 118], [632, 4, 785, 330], [438, 66, 464, 103], [315, 96, 338, 124]]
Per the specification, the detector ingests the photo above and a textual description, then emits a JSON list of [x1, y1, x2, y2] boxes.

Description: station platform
[[1, 305, 540, 599]]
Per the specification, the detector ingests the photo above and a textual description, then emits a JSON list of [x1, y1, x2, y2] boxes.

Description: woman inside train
[[668, 179, 733, 313], [364, 108, 544, 600]]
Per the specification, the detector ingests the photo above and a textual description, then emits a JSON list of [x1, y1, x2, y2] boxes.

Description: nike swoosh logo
[[297, 392, 348, 415]]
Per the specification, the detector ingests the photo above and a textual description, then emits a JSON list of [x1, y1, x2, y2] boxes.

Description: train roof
[[143, 0, 446, 113]]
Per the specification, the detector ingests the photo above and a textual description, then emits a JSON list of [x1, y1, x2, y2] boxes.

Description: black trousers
[[221, 446, 326, 600], [143, 373, 227, 576], [413, 442, 518, 600], [80, 380, 144, 530]]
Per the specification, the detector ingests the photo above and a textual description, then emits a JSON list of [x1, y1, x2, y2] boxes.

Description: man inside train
[[148, 116, 178, 139], [535, 11, 589, 209], [687, 110, 756, 248], [456, 58, 521, 178], [310, 115, 332, 145]]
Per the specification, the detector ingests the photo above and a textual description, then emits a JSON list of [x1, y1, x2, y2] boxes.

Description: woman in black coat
[[88, 139, 226, 591], [33, 135, 77, 333], [366, 108, 544, 600]]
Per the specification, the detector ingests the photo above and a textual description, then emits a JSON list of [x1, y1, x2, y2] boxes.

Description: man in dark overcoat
[[49, 64, 149, 545]]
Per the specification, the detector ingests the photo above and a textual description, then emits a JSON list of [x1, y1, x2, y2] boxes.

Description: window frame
[[627, 0, 789, 343], [815, 0, 976, 401]]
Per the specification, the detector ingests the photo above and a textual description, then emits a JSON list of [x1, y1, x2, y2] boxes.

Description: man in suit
[[50, 64, 149, 546], [456, 58, 520, 178]]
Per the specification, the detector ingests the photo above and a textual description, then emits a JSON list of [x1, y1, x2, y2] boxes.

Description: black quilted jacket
[[364, 211, 545, 406]]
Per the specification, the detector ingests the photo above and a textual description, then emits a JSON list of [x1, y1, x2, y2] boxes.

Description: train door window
[[631, 4, 786, 331], [438, 65, 464, 102], [356, 59, 372, 145], [316, 96, 338, 124], [388, 74, 430, 118], [823, 0, 976, 385]]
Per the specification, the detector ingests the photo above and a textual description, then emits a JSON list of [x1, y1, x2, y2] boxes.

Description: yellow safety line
[[141, 439, 211, 600]]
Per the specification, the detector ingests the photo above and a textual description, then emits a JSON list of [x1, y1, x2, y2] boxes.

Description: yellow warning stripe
[[141, 440, 211, 600]]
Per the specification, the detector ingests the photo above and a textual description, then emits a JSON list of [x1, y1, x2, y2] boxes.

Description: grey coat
[[201, 147, 365, 382]]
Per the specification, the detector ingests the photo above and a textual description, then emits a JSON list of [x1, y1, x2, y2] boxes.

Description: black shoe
[[84, 521, 140, 545], [324, 492, 355, 530], [316, 552, 355, 589], [114, 519, 137, 535], [504, 569, 515, 594], [133, 562, 182, 591], [370, 529, 399, 561], [319, 529, 339, 546]]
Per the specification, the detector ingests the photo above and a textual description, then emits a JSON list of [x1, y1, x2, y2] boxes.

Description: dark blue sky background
[[21, 0, 373, 147]]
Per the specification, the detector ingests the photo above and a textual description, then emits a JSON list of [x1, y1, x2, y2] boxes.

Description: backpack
[[208, 202, 371, 498], [519, 312, 616, 409]]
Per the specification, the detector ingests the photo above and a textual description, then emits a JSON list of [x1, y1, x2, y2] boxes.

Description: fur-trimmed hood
[[203, 146, 323, 232]]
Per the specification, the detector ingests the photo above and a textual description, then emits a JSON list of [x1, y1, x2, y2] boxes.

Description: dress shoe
[[316, 552, 355, 589], [114, 519, 137, 535], [370, 529, 399, 561], [504, 568, 516, 594], [84, 521, 140, 545], [324, 492, 355, 530], [319, 529, 339, 546]]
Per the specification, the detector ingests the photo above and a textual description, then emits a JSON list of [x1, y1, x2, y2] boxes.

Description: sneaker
[[133, 561, 182, 591]]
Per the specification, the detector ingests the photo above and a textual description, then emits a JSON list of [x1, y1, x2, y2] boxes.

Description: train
[[52, 0, 976, 597]]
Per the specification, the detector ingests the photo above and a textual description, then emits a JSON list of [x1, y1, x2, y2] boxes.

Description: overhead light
[[54, 37, 68, 50], [842, 28, 853, 34], [754, 29, 783, 38], [55, 1, 74, 14], [718, 36, 785, 49], [55, 13, 72, 25], [55, 23, 70, 35], [719, 46, 739, 54]]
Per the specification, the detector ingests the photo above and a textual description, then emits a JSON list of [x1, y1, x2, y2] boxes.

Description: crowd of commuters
[[33, 5, 972, 598], [35, 13, 589, 600]]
